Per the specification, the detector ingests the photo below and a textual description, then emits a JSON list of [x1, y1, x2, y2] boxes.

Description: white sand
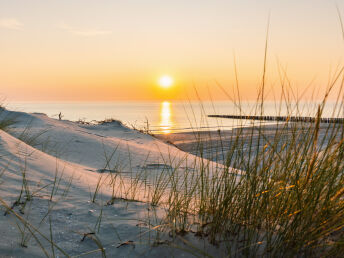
[[0, 109, 231, 257]]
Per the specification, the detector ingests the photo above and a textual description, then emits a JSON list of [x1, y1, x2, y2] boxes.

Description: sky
[[0, 0, 343, 101]]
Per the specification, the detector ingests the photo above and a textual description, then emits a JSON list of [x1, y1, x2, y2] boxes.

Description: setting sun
[[158, 75, 173, 88]]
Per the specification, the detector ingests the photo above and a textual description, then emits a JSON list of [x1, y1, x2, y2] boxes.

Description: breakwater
[[208, 115, 344, 124]]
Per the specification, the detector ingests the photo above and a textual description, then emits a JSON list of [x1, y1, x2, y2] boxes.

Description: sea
[[5, 101, 343, 134]]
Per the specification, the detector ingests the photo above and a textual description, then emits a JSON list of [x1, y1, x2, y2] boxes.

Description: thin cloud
[[0, 18, 23, 30], [58, 22, 112, 36]]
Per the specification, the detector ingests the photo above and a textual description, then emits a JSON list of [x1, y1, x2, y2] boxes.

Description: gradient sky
[[0, 0, 343, 101]]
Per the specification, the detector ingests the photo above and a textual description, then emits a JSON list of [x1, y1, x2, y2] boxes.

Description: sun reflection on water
[[160, 101, 173, 134]]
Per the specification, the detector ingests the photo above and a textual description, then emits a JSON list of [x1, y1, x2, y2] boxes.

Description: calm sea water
[[6, 101, 342, 134]]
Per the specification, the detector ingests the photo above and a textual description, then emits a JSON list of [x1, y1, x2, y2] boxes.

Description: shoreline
[[155, 122, 341, 167]]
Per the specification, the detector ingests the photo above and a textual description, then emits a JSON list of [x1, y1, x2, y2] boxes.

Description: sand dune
[[0, 110, 230, 257], [2, 109, 222, 173]]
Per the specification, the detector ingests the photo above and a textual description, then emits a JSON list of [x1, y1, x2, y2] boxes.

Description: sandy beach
[[1, 107, 344, 257], [0, 109, 232, 257], [156, 123, 341, 169]]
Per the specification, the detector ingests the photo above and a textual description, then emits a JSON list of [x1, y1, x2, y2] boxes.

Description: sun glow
[[158, 75, 173, 88]]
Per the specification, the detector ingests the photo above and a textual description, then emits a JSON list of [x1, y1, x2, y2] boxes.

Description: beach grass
[[150, 97, 344, 257]]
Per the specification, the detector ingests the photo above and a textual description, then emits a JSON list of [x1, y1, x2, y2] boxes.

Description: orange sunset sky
[[0, 0, 344, 101]]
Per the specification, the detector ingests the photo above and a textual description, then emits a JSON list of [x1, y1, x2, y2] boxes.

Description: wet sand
[[155, 123, 343, 168]]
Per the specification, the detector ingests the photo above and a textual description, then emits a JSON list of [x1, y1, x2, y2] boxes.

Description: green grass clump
[[145, 91, 343, 257]]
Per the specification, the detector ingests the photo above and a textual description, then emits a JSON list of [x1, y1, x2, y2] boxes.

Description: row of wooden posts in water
[[208, 115, 344, 124]]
